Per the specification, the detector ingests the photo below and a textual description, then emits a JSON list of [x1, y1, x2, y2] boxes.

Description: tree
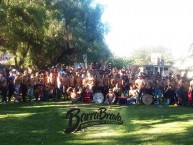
[[0, 0, 111, 68], [130, 47, 173, 65], [107, 56, 134, 69]]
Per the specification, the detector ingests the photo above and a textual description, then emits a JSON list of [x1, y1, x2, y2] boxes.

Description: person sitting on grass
[[105, 89, 116, 104], [82, 85, 93, 103], [67, 87, 82, 104], [127, 84, 138, 104]]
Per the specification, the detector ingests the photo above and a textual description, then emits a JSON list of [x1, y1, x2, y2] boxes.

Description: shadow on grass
[[0, 102, 193, 145]]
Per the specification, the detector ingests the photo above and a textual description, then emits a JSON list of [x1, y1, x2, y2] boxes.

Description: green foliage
[[0, 102, 193, 145], [0, 0, 111, 68], [107, 56, 134, 68], [131, 47, 173, 65]]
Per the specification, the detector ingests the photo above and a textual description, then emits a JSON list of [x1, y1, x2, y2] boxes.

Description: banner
[[0, 54, 15, 64]]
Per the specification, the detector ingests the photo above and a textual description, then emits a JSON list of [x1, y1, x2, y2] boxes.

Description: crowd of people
[[0, 62, 193, 107]]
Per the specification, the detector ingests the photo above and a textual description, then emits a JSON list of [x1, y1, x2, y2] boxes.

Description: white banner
[[0, 54, 15, 64]]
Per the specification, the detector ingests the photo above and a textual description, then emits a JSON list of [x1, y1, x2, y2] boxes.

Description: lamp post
[[83, 54, 87, 69]]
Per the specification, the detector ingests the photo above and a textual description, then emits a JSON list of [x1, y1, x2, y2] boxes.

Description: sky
[[96, 0, 193, 59]]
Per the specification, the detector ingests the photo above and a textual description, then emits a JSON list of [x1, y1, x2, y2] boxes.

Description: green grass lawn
[[0, 101, 193, 145]]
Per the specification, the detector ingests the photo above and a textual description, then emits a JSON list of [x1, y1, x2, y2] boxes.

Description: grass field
[[0, 101, 193, 145]]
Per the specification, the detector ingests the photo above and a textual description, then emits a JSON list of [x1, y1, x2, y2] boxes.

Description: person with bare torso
[[34, 72, 42, 101], [115, 74, 123, 90], [180, 77, 189, 106], [62, 74, 69, 98], [135, 75, 146, 103], [69, 73, 75, 87], [66, 87, 81, 104], [97, 73, 105, 93], [113, 74, 123, 102], [21, 74, 29, 102], [82, 72, 88, 89], [129, 75, 135, 86], [28, 74, 35, 101], [14, 73, 22, 102], [103, 73, 109, 96], [127, 84, 138, 104], [75, 73, 82, 89], [86, 72, 94, 90], [7, 71, 15, 102], [108, 74, 116, 89], [188, 78, 193, 106], [174, 74, 182, 105]]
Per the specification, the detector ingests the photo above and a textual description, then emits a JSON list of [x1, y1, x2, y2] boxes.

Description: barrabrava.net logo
[[64, 107, 123, 133]]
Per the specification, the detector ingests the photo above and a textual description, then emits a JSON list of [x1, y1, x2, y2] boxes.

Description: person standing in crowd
[[34, 72, 40, 101], [181, 77, 189, 106], [115, 73, 123, 93], [56, 73, 62, 100], [62, 73, 69, 100], [188, 77, 193, 106], [0, 74, 8, 103], [103, 73, 109, 97], [163, 79, 176, 105], [86, 72, 95, 92], [28, 74, 35, 102], [129, 75, 135, 86], [153, 78, 162, 104], [174, 74, 183, 105], [97, 73, 105, 93], [50, 68, 58, 98], [75, 73, 82, 90], [108, 74, 116, 89], [122, 75, 130, 96], [7, 71, 15, 102], [14, 73, 22, 102], [69, 73, 75, 88], [135, 75, 146, 103], [21, 74, 28, 102]]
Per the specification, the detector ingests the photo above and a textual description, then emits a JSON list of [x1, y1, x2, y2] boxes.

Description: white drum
[[93, 93, 104, 104], [142, 94, 153, 105]]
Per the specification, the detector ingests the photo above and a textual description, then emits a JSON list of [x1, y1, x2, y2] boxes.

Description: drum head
[[93, 93, 104, 104], [142, 94, 153, 105]]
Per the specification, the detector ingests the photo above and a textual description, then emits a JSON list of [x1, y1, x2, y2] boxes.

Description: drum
[[93, 93, 104, 104], [142, 94, 153, 105]]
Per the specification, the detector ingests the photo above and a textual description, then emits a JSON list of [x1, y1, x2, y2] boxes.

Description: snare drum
[[93, 93, 104, 104], [142, 94, 153, 105]]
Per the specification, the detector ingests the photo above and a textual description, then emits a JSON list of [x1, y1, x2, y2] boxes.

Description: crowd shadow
[[0, 102, 193, 145]]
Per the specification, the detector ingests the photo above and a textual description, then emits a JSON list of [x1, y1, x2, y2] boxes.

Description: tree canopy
[[130, 47, 173, 65], [0, 0, 111, 68]]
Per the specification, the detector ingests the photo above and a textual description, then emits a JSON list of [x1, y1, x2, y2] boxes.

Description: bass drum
[[142, 94, 153, 105], [93, 93, 104, 104]]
